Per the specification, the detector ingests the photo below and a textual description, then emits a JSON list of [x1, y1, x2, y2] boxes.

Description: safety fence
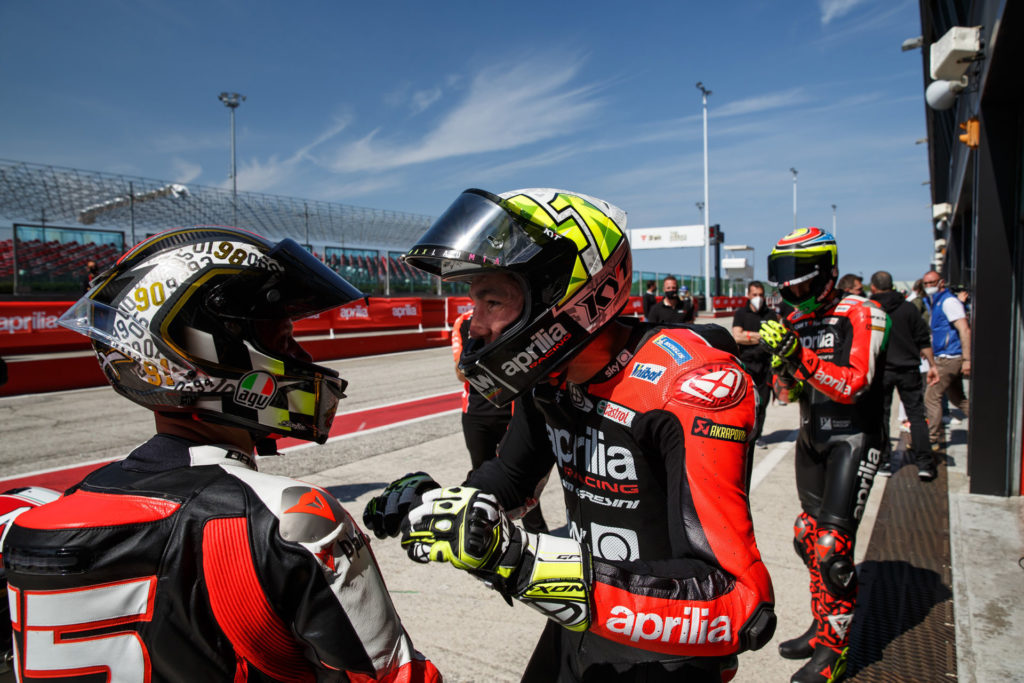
[[0, 295, 762, 397]]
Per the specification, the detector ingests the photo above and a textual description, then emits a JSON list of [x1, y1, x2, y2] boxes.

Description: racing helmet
[[58, 227, 364, 444], [403, 188, 630, 407], [767, 227, 838, 314]]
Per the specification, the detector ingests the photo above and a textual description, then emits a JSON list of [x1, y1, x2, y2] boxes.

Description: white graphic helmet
[[59, 226, 364, 444]]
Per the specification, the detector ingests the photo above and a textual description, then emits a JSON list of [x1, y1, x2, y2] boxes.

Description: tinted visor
[[209, 238, 365, 320], [403, 190, 556, 278], [767, 252, 830, 288]]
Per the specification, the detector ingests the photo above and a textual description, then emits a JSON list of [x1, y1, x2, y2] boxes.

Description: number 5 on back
[[10, 576, 155, 681]]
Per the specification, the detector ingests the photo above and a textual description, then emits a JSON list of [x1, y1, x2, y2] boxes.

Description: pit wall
[[0, 296, 750, 396]]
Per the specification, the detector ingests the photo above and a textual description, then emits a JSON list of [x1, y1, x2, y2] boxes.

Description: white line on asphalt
[[0, 394, 461, 482], [749, 430, 798, 492], [279, 409, 462, 453], [0, 455, 116, 482]]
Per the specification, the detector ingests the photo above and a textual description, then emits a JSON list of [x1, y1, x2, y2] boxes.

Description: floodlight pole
[[129, 181, 136, 246], [219, 92, 246, 226], [831, 203, 837, 239], [790, 167, 798, 230], [697, 82, 712, 312]]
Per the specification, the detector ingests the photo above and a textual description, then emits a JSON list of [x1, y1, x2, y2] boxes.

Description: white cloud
[[169, 158, 201, 184], [233, 155, 294, 193], [322, 54, 604, 173], [410, 87, 442, 115], [714, 88, 812, 118], [230, 115, 352, 193], [819, 0, 867, 24]]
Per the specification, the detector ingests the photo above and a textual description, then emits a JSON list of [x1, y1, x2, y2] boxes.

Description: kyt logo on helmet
[[402, 188, 631, 407]]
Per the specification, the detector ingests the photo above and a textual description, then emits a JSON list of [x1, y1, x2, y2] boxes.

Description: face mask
[[924, 286, 939, 296], [749, 296, 763, 310], [663, 290, 678, 299]]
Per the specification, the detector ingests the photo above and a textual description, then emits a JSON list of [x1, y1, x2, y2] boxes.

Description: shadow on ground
[[326, 482, 389, 502]]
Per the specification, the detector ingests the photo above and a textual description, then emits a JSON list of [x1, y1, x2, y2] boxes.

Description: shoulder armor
[[279, 485, 348, 544], [673, 362, 749, 410]]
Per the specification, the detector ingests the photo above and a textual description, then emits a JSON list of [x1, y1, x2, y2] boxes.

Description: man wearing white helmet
[[364, 189, 775, 681], [1, 227, 440, 681]]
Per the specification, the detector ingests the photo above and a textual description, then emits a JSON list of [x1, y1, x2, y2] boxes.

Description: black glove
[[362, 472, 440, 539]]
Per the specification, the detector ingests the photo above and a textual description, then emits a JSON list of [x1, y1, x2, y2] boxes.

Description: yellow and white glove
[[402, 486, 591, 631], [759, 320, 801, 362]]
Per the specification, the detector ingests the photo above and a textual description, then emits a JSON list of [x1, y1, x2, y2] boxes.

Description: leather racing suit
[[2, 435, 440, 682], [466, 320, 775, 680], [775, 294, 889, 654]]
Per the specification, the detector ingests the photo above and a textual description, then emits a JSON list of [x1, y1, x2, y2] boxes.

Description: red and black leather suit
[[466, 320, 775, 681], [1, 435, 439, 683], [777, 294, 889, 654]]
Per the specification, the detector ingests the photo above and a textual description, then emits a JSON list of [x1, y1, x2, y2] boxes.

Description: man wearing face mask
[[645, 276, 695, 324], [921, 270, 970, 451], [732, 281, 778, 451]]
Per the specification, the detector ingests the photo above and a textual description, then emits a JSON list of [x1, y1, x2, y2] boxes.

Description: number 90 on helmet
[[58, 226, 365, 444], [402, 188, 631, 407], [767, 227, 838, 314]]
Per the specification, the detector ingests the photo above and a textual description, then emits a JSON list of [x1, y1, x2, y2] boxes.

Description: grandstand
[[0, 159, 442, 296], [1, 160, 701, 299]]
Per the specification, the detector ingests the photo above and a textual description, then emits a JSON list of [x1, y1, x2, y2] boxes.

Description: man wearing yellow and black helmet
[[364, 188, 777, 681], [761, 227, 890, 683]]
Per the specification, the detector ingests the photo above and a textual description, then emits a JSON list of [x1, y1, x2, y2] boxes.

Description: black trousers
[[521, 620, 737, 682], [881, 368, 932, 472]]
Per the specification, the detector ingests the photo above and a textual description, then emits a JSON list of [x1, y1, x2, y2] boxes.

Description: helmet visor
[[403, 190, 556, 278], [767, 252, 830, 288], [209, 238, 365, 321]]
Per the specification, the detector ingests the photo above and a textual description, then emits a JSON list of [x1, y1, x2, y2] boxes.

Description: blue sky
[[0, 0, 933, 283]]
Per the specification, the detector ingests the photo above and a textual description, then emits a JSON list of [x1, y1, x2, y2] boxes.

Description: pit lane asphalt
[[0, 346, 464, 481], [0, 344, 884, 682]]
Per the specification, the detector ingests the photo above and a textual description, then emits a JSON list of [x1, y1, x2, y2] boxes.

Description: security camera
[[926, 77, 967, 111]]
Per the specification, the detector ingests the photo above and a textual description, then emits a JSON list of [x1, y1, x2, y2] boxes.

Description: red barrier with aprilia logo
[[446, 297, 473, 326], [0, 301, 86, 353], [713, 296, 749, 311], [291, 297, 424, 333]]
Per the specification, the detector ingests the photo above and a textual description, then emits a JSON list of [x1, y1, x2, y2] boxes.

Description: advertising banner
[[712, 296, 749, 311], [446, 297, 473, 325], [0, 301, 85, 352], [630, 226, 706, 250], [334, 297, 422, 329]]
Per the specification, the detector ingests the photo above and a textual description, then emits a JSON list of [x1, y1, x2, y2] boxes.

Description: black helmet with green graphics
[[403, 188, 630, 407], [58, 226, 364, 444], [767, 227, 839, 314]]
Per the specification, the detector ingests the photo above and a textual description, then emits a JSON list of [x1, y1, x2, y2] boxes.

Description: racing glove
[[402, 486, 591, 631], [362, 472, 440, 539], [759, 320, 801, 364]]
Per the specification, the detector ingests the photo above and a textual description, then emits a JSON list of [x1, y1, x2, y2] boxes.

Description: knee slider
[[792, 512, 815, 566], [814, 529, 856, 597]]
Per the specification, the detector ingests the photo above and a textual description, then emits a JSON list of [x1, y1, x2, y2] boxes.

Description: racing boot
[[790, 645, 848, 683], [778, 620, 817, 659]]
